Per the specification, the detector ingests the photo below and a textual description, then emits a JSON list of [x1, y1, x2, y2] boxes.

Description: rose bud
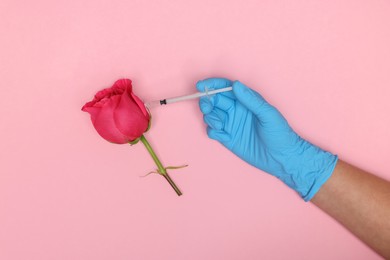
[[82, 79, 150, 144]]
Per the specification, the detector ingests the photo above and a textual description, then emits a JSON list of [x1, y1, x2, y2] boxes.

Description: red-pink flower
[[82, 78, 184, 196], [82, 79, 150, 144]]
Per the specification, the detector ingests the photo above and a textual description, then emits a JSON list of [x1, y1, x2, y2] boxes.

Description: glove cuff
[[295, 140, 338, 201], [302, 152, 338, 201], [277, 139, 338, 201]]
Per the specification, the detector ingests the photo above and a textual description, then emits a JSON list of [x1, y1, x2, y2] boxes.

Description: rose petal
[[113, 90, 150, 141], [81, 105, 101, 123], [94, 87, 114, 101], [130, 91, 150, 119], [92, 95, 129, 144], [112, 79, 131, 94], [112, 78, 149, 119]]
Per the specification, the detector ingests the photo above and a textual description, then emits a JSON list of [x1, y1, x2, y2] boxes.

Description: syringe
[[145, 86, 233, 108]]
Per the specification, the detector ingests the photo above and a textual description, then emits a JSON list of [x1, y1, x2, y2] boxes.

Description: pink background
[[1, 0, 389, 259]]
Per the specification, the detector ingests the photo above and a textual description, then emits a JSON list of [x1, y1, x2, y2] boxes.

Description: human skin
[[311, 160, 390, 259]]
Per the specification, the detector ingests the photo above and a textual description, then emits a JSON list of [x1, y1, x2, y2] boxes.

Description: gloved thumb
[[233, 81, 270, 118]]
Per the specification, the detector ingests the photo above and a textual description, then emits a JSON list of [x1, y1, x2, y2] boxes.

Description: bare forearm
[[311, 160, 390, 258]]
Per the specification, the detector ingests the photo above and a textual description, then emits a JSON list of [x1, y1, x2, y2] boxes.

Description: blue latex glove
[[197, 78, 338, 201]]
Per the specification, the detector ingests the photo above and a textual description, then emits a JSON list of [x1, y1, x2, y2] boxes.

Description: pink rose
[[82, 79, 150, 144]]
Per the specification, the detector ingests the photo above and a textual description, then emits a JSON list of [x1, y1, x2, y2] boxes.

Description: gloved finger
[[203, 108, 227, 130], [196, 78, 232, 92], [233, 81, 287, 128], [214, 94, 235, 111], [233, 80, 270, 117], [196, 77, 236, 99], [204, 113, 224, 130], [199, 96, 213, 114], [199, 94, 233, 116], [207, 127, 231, 143], [212, 107, 228, 124]]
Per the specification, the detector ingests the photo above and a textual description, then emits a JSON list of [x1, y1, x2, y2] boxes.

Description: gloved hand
[[197, 78, 338, 201]]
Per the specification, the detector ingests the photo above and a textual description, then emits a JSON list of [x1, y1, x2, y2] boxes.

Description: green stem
[[139, 135, 182, 196]]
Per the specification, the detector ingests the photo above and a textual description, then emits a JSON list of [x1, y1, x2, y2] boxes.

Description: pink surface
[[1, 0, 389, 259]]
